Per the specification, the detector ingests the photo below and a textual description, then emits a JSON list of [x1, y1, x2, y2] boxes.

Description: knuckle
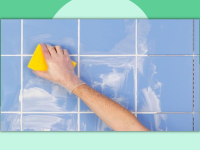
[[49, 47, 55, 51], [55, 45, 61, 49]]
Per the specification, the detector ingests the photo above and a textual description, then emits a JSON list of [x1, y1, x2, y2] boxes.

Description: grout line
[[1, 55, 22, 56], [146, 55, 199, 56], [193, 19, 195, 131], [1, 54, 199, 57], [1, 112, 22, 113], [77, 54, 138, 57], [1, 111, 199, 114], [1, 54, 78, 56], [18, 112, 79, 114], [135, 19, 137, 117], [20, 19, 23, 131], [77, 19, 80, 131]]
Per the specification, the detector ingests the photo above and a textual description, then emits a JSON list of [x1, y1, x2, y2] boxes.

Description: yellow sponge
[[28, 44, 77, 71]]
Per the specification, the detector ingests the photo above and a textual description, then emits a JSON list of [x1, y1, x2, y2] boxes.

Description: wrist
[[61, 73, 85, 93]]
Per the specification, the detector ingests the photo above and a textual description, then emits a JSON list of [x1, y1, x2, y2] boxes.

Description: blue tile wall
[[1, 56, 21, 111], [80, 113, 113, 131], [194, 19, 199, 54], [80, 56, 135, 112], [1, 19, 199, 131], [1, 19, 21, 54], [195, 57, 199, 112], [137, 56, 193, 112], [137, 114, 193, 131], [23, 19, 78, 54], [80, 19, 135, 55], [1, 113, 21, 131], [194, 114, 199, 131], [23, 56, 78, 112], [22, 113, 77, 131], [138, 19, 193, 54]]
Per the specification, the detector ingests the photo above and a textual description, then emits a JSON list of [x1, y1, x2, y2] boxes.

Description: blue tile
[[1, 19, 21, 54], [194, 19, 199, 54], [80, 19, 135, 55], [23, 19, 78, 54], [80, 113, 113, 131], [22, 56, 78, 112], [194, 114, 199, 131], [1, 56, 21, 111], [1, 113, 21, 131], [80, 57, 135, 112], [137, 56, 193, 112], [138, 19, 193, 54], [22, 113, 77, 131], [195, 56, 199, 112], [137, 114, 193, 131]]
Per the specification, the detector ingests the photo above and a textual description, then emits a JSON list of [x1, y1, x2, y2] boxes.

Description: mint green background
[[0, 0, 199, 149]]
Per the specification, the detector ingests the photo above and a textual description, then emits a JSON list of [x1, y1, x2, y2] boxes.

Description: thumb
[[33, 70, 49, 79]]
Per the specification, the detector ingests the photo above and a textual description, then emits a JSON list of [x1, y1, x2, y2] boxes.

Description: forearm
[[73, 84, 149, 131]]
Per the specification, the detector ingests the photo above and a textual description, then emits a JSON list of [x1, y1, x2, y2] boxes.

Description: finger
[[63, 49, 69, 57], [46, 44, 57, 57], [33, 70, 49, 79], [55, 46, 64, 56], [40, 43, 51, 60]]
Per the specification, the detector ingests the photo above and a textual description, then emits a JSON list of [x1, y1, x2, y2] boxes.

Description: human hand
[[33, 43, 85, 93]]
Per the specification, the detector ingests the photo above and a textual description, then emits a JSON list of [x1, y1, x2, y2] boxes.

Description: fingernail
[[46, 44, 52, 48]]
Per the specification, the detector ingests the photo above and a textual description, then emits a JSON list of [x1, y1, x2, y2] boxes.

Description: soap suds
[[1, 114, 21, 131], [98, 69, 126, 96], [81, 57, 134, 109], [141, 84, 162, 112], [23, 87, 62, 112], [23, 114, 76, 131], [23, 78, 71, 112]]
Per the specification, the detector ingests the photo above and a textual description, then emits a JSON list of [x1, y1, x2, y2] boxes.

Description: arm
[[73, 85, 149, 131], [34, 43, 149, 131]]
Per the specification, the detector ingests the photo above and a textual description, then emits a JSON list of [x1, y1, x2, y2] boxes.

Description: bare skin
[[34, 43, 149, 131]]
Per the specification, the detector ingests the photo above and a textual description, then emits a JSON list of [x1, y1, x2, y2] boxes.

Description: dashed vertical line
[[20, 19, 23, 131], [193, 19, 195, 131], [78, 19, 80, 131], [135, 19, 138, 117]]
